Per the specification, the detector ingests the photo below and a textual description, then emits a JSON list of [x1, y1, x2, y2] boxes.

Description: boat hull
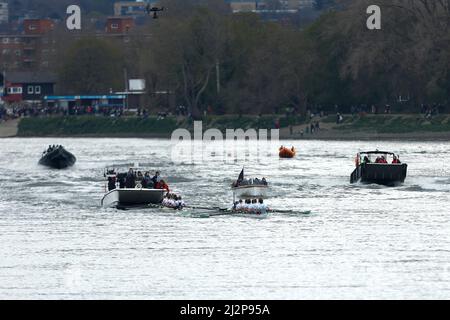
[[232, 211, 269, 219], [279, 147, 296, 158], [232, 185, 269, 198], [39, 147, 76, 169], [101, 188, 166, 208], [350, 163, 408, 186]]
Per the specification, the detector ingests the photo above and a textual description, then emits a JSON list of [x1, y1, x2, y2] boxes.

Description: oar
[[185, 205, 228, 212], [269, 209, 312, 215]]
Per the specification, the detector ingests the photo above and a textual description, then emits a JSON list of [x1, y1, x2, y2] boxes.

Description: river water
[[0, 138, 449, 299]]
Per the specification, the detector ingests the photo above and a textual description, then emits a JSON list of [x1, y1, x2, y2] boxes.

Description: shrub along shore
[[2, 114, 450, 140]]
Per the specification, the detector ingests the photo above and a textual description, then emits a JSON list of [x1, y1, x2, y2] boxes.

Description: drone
[[145, 5, 165, 19]]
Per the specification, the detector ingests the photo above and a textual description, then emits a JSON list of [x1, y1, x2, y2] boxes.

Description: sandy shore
[[0, 120, 19, 138]]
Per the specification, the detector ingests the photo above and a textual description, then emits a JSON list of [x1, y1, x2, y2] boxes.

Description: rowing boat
[[115, 203, 310, 219]]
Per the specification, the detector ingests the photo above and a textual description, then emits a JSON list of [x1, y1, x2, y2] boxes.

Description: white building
[[299, 0, 314, 9], [0, 1, 8, 24]]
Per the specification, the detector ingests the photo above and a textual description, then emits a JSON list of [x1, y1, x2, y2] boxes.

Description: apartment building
[[0, 19, 57, 71], [0, 1, 8, 24]]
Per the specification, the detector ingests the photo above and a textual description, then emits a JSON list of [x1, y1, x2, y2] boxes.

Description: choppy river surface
[[0, 138, 449, 299]]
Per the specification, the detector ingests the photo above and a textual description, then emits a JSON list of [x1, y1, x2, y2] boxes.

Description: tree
[[59, 38, 124, 94], [148, 7, 227, 118]]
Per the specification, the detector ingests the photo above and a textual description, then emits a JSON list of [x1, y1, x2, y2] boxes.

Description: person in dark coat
[[142, 172, 151, 188], [108, 176, 116, 191], [125, 168, 136, 188]]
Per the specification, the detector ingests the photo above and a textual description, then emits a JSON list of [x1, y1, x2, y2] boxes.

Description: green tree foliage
[[59, 38, 124, 94], [57, 0, 449, 114]]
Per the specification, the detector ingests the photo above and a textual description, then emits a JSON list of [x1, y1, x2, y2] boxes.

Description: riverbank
[[2, 114, 450, 140], [281, 114, 450, 140], [0, 119, 19, 137]]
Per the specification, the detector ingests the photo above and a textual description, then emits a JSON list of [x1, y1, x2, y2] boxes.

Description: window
[[35, 86, 41, 94], [2, 49, 10, 55], [29, 25, 37, 31], [28, 86, 34, 94], [2, 38, 9, 44], [7, 87, 22, 94], [111, 23, 119, 29]]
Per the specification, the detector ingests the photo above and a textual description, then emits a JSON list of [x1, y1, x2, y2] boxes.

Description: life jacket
[[155, 181, 170, 192]]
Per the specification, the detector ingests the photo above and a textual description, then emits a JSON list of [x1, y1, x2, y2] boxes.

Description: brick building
[[23, 18, 55, 35], [106, 16, 135, 34], [0, 19, 57, 71], [0, 1, 8, 24]]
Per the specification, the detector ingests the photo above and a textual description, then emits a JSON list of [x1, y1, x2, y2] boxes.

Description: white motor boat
[[231, 168, 270, 199], [101, 164, 168, 209], [101, 188, 166, 208], [231, 184, 269, 199]]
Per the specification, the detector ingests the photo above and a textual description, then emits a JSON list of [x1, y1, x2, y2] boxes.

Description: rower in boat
[[232, 198, 268, 216], [161, 193, 185, 210]]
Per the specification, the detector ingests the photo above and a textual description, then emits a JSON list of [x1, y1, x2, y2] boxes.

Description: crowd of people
[[162, 193, 186, 210], [362, 155, 402, 165], [233, 177, 268, 188], [232, 199, 269, 215], [107, 169, 170, 192], [42, 144, 60, 155]]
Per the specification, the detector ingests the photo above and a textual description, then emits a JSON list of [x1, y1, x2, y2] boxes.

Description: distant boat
[[231, 168, 269, 199], [38, 145, 76, 169], [279, 146, 296, 158], [232, 184, 269, 199], [350, 151, 407, 186]]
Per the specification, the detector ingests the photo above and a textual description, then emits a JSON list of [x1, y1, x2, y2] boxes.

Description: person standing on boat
[[152, 171, 161, 188], [125, 168, 136, 188], [142, 172, 151, 188], [108, 175, 116, 191]]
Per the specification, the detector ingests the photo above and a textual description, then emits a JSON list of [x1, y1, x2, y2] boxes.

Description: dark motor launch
[[38, 145, 76, 169], [350, 151, 407, 186]]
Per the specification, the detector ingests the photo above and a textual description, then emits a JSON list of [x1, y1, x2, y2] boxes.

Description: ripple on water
[[0, 138, 449, 299]]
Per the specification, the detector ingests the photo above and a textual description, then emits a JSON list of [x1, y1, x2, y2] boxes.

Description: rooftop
[[5, 71, 57, 84]]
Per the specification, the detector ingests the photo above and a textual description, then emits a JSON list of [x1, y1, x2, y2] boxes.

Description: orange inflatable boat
[[279, 146, 296, 158]]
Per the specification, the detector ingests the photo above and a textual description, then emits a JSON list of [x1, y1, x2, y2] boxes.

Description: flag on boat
[[237, 168, 244, 183]]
